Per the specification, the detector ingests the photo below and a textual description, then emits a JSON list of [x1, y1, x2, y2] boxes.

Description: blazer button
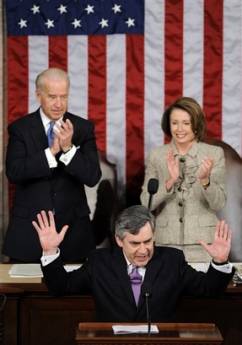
[[178, 202, 183, 207], [178, 187, 182, 192], [179, 217, 183, 223]]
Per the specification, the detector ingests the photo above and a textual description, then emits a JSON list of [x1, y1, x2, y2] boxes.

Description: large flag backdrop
[[5, 0, 242, 204]]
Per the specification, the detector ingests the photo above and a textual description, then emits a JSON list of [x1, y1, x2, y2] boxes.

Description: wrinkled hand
[[199, 220, 231, 263], [197, 157, 213, 183], [165, 149, 179, 190], [32, 210, 69, 255], [56, 119, 74, 152]]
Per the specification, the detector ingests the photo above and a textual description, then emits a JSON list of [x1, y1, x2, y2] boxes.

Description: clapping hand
[[56, 119, 74, 153], [49, 119, 73, 155], [50, 134, 61, 156], [199, 220, 231, 263], [165, 149, 179, 190], [32, 210, 69, 255], [197, 157, 213, 184]]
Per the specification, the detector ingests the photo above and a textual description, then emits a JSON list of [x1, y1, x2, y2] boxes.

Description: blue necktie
[[129, 266, 142, 305], [47, 121, 55, 147]]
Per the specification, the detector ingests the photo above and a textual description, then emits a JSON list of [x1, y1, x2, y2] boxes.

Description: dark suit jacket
[[42, 246, 233, 322], [3, 110, 101, 262]]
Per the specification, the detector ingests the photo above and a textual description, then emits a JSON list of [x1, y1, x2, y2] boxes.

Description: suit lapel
[[111, 248, 165, 312], [30, 110, 48, 150], [138, 248, 164, 311], [112, 248, 136, 305]]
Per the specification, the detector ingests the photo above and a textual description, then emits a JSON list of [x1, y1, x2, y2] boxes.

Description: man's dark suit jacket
[[3, 110, 101, 262], [42, 246, 233, 322]]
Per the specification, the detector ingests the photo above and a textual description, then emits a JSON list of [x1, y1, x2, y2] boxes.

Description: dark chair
[[85, 153, 118, 247]]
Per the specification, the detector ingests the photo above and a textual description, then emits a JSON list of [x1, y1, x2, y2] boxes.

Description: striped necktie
[[129, 266, 142, 305], [47, 121, 55, 147]]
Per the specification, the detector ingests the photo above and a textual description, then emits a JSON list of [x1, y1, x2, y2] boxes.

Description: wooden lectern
[[76, 322, 223, 345]]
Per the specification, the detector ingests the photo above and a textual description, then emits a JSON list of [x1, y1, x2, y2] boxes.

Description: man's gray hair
[[115, 205, 155, 239], [35, 68, 70, 90]]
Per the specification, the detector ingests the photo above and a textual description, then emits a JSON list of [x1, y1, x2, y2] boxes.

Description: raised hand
[[56, 119, 74, 153], [199, 220, 231, 263], [50, 134, 61, 156], [165, 149, 179, 191], [32, 210, 69, 255], [197, 157, 213, 184]]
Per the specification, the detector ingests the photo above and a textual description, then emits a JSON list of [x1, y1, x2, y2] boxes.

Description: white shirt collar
[[122, 252, 146, 278], [39, 108, 63, 133]]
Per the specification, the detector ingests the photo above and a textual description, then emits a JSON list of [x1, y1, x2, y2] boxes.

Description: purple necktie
[[129, 266, 142, 305], [47, 121, 55, 147]]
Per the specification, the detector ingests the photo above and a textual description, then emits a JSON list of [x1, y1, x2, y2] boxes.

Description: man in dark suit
[[33, 205, 233, 322], [3, 68, 101, 262]]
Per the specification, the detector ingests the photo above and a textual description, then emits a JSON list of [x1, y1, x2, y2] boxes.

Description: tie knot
[[130, 267, 142, 283], [49, 121, 55, 129]]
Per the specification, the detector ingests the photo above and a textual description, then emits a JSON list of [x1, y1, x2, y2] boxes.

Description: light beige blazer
[[140, 141, 226, 262]]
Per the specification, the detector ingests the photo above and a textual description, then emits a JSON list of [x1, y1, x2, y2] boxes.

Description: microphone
[[144, 290, 151, 336], [147, 178, 159, 210]]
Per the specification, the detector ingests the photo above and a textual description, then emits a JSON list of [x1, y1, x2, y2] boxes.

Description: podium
[[76, 322, 223, 345]]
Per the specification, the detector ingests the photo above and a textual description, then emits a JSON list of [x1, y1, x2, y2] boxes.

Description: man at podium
[[33, 205, 234, 322]]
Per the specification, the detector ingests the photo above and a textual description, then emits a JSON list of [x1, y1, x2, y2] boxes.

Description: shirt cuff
[[59, 145, 77, 166], [41, 248, 60, 266], [211, 261, 233, 274], [45, 148, 58, 168]]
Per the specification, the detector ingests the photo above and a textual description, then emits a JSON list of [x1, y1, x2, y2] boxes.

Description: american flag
[[5, 0, 242, 204]]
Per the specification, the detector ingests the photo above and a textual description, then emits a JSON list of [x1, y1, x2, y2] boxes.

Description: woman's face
[[170, 108, 196, 146]]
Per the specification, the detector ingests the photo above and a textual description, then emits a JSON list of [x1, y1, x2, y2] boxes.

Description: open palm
[[199, 220, 231, 263], [32, 210, 68, 254]]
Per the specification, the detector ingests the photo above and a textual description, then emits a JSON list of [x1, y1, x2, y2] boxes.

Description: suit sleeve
[[195, 146, 226, 211], [6, 123, 52, 183], [60, 120, 101, 187], [42, 256, 92, 296], [179, 253, 233, 297]]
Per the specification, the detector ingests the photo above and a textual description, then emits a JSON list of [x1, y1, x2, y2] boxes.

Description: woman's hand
[[197, 157, 213, 185], [165, 149, 179, 191]]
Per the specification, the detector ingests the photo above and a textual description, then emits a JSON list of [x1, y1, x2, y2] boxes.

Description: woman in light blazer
[[140, 97, 226, 262]]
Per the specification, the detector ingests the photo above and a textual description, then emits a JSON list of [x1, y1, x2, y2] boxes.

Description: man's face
[[115, 222, 155, 267], [36, 78, 69, 120]]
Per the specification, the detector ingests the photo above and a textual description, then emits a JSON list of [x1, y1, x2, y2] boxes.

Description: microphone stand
[[147, 178, 159, 210], [145, 292, 151, 336], [148, 195, 152, 210]]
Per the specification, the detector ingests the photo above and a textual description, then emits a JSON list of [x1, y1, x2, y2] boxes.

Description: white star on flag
[[85, 4, 94, 14], [31, 4, 40, 14], [125, 17, 135, 28], [112, 4, 121, 14], [18, 18, 27, 28], [45, 19, 54, 29], [58, 4, 67, 14], [99, 18, 108, 28], [72, 18, 81, 28]]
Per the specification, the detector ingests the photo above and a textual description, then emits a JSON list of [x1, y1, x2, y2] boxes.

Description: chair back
[[205, 138, 242, 261], [85, 153, 117, 247]]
